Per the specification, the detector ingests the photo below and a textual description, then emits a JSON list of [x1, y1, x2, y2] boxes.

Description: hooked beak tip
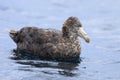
[[85, 37, 90, 43], [78, 27, 90, 43]]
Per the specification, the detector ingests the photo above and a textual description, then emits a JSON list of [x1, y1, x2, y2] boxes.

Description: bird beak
[[78, 27, 90, 43]]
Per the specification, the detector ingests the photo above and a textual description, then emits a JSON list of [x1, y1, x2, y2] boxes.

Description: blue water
[[0, 0, 120, 80]]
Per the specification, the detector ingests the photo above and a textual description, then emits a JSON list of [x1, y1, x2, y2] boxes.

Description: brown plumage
[[9, 17, 90, 62]]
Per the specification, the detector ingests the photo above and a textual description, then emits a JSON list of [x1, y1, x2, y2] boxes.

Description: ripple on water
[[10, 56, 80, 78]]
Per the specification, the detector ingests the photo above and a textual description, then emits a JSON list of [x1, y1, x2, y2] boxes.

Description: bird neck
[[62, 22, 78, 43]]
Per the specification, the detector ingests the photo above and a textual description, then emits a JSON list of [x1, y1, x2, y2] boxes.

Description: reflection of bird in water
[[15, 60, 79, 77], [9, 17, 90, 63]]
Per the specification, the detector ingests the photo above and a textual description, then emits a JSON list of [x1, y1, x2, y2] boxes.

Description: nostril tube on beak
[[77, 27, 90, 43]]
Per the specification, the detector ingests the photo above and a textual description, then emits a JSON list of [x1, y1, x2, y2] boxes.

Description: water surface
[[0, 0, 120, 80]]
